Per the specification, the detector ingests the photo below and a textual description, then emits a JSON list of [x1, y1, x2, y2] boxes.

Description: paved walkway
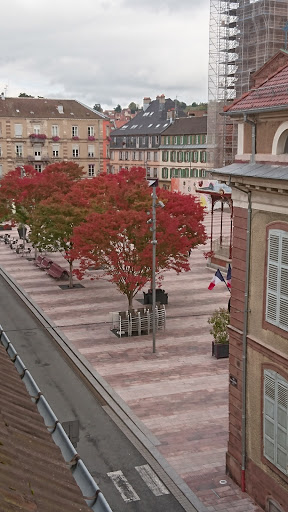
[[0, 212, 262, 512]]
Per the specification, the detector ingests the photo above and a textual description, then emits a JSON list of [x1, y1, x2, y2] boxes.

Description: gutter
[[221, 104, 288, 116], [231, 184, 252, 492], [243, 115, 256, 164]]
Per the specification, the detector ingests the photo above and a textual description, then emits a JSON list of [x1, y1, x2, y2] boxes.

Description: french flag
[[227, 264, 231, 289], [208, 269, 225, 290]]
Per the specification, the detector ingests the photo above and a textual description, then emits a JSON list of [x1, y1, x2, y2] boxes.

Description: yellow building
[[0, 96, 109, 177]]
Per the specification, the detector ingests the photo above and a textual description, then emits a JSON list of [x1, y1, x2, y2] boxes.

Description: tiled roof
[[161, 116, 207, 135], [224, 65, 288, 113], [0, 344, 91, 512], [212, 162, 288, 180], [0, 97, 106, 119], [111, 98, 186, 136]]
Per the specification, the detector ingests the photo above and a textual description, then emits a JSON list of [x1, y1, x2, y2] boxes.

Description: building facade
[[0, 97, 109, 178], [159, 116, 210, 196], [212, 55, 288, 512], [109, 95, 186, 177]]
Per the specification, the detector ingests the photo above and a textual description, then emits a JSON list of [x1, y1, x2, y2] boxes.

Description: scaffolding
[[208, 0, 288, 169]]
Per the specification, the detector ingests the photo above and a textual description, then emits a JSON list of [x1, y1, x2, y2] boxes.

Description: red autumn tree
[[71, 167, 206, 308]]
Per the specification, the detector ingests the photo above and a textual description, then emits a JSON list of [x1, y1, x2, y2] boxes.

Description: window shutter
[[280, 235, 288, 330], [264, 370, 276, 465], [14, 124, 23, 136], [266, 232, 280, 324], [276, 378, 288, 474]]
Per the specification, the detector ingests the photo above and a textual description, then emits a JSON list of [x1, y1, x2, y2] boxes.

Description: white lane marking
[[135, 464, 170, 496], [107, 470, 140, 502]]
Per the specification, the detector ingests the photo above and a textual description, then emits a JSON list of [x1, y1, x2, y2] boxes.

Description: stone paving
[[0, 211, 263, 512]]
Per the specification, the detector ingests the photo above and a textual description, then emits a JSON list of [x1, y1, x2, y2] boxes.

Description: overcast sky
[[1, 0, 210, 110]]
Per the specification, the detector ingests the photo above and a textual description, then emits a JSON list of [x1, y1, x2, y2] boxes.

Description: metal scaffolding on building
[[208, 0, 288, 169]]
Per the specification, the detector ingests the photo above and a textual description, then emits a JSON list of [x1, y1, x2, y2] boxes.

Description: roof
[[212, 162, 288, 181], [161, 116, 207, 135], [0, 97, 107, 120], [224, 64, 288, 114], [111, 98, 186, 136]]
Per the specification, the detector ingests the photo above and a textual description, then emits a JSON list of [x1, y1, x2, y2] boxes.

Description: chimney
[[143, 97, 151, 112], [167, 108, 175, 123], [1, 92, 5, 101], [159, 94, 165, 104]]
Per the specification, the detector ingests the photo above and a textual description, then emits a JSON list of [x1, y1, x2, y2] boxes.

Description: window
[[0, 122, 2, 137], [200, 151, 207, 163], [174, 136, 177, 144], [142, 136, 146, 145], [184, 151, 190, 162], [192, 151, 198, 163], [15, 144, 23, 157], [72, 126, 78, 137], [153, 168, 157, 178], [110, 150, 114, 160], [52, 144, 59, 157], [136, 137, 139, 148], [162, 151, 168, 162], [148, 136, 152, 147], [162, 167, 168, 179], [154, 152, 158, 161], [264, 369, 288, 475], [14, 124, 23, 137], [132, 151, 137, 161], [88, 164, 95, 177], [88, 145, 95, 157], [72, 146, 79, 157], [181, 168, 189, 178], [0, 164, 2, 177], [165, 136, 169, 145], [170, 151, 176, 162], [147, 152, 151, 161], [52, 125, 59, 137], [155, 136, 159, 144], [88, 126, 94, 136], [34, 164, 42, 173], [119, 151, 124, 160], [180, 136, 184, 144], [196, 135, 200, 144], [266, 229, 288, 331], [34, 147, 41, 157], [125, 151, 129, 160], [33, 125, 40, 135], [177, 151, 183, 163], [139, 151, 143, 160]]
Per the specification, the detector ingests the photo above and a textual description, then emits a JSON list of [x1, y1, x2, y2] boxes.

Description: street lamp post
[[151, 185, 157, 353]]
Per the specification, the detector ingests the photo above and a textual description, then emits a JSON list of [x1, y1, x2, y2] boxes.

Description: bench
[[47, 262, 69, 280], [34, 255, 44, 267], [39, 257, 53, 270]]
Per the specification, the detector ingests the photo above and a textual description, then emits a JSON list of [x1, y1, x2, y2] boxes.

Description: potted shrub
[[208, 307, 230, 359]]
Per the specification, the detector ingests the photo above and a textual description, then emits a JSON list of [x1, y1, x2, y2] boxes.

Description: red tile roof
[[224, 64, 288, 113], [0, 344, 90, 512]]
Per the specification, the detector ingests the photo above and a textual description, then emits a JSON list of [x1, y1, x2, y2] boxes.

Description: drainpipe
[[243, 115, 256, 164], [232, 184, 252, 493]]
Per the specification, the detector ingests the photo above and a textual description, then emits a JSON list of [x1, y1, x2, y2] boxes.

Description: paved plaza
[[0, 211, 262, 512]]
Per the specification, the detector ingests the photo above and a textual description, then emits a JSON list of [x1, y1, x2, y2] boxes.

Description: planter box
[[0, 225, 12, 231], [212, 341, 229, 359]]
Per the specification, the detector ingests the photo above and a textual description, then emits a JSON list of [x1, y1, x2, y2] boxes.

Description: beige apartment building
[[0, 96, 110, 177]]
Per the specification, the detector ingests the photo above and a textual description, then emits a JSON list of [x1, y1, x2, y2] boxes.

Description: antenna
[[175, 95, 178, 118], [4, 85, 8, 97]]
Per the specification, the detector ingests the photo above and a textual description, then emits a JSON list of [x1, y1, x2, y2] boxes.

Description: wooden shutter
[[264, 370, 276, 465], [280, 235, 288, 330], [14, 123, 23, 136], [266, 232, 280, 325], [264, 370, 288, 475]]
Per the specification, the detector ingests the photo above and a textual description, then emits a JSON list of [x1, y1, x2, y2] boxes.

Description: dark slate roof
[[212, 162, 288, 180], [223, 65, 288, 114], [0, 343, 91, 512], [0, 97, 107, 120], [161, 116, 207, 135], [111, 98, 186, 136]]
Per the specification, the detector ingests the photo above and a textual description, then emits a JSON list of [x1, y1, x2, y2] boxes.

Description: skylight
[[148, 124, 153, 127], [121, 125, 128, 130], [156, 124, 160, 127]]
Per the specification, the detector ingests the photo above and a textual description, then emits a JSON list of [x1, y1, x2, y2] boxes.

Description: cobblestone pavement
[[0, 211, 263, 511]]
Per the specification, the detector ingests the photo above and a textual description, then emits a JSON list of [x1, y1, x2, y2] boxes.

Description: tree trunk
[[69, 260, 73, 289], [128, 294, 133, 310]]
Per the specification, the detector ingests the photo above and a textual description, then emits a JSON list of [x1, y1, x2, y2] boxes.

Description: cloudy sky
[[1, 0, 210, 110]]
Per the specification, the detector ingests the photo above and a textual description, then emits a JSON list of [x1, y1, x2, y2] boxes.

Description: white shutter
[[14, 123, 23, 137], [264, 370, 276, 464], [279, 235, 288, 330], [266, 232, 280, 325], [276, 378, 288, 474], [264, 370, 288, 475]]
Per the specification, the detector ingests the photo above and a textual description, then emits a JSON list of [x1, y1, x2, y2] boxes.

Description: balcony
[[29, 134, 47, 144], [27, 154, 50, 162]]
